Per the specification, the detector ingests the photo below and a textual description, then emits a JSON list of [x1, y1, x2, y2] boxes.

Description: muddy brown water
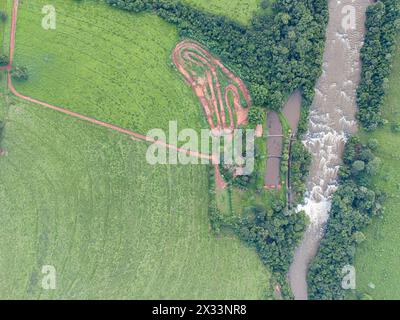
[[283, 90, 302, 135], [287, 0, 373, 300]]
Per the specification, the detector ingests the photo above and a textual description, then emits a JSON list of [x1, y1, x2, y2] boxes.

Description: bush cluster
[[308, 137, 385, 300], [357, 0, 400, 130]]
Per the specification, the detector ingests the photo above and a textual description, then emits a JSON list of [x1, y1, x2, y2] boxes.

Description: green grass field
[[0, 0, 7, 55], [179, 0, 261, 25], [12, 0, 206, 135], [353, 41, 400, 299], [0, 83, 271, 299], [0, 0, 272, 299]]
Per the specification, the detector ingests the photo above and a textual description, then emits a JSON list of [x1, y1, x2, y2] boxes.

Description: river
[[287, 0, 374, 300]]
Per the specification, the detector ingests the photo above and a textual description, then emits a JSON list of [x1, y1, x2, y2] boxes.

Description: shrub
[[12, 66, 29, 82], [352, 160, 366, 173], [367, 138, 379, 151], [353, 231, 366, 244], [248, 107, 266, 125], [0, 54, 9, 66], [391, 122, 400, 133], [0, 11, 7, 23]]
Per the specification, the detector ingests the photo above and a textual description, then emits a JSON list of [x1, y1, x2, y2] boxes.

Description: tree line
[[357, 0, 400, 131]]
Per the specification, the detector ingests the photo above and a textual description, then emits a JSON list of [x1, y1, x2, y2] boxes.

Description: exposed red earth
[[3, 0, 254, 190], [173, 40, 251, 136], [173, 40, 253, 188]]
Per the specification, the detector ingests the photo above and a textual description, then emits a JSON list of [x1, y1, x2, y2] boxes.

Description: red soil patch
[[173, 40, 251, 136]]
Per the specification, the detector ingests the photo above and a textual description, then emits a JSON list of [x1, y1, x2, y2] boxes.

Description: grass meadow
[[0, 0, 272, 299], [0, 0, 7, 55], [179, 0, 261, 25], [353, 40, 400, 299], [0, 84, 271, 299]]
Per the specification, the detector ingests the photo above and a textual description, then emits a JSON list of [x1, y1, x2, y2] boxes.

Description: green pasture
[[179, 0, 262, 25], [0, 92, 271, 299], [353, 41, 400, 299]]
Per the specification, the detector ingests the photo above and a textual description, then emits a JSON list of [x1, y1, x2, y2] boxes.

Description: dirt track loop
[[173, 40, 251, 136]]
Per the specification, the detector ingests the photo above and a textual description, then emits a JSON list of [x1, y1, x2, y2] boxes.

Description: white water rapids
[[288, 0, 374, 300]]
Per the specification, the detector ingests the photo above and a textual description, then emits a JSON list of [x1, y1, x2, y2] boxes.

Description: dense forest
[[308, 137, 385, 300], [236, 199, 308, 298], [357, 0, 400, 130]]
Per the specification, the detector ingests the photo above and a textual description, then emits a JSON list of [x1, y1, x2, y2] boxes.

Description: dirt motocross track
[[173, 40, 251, 136], [173, 40, 253, 188]]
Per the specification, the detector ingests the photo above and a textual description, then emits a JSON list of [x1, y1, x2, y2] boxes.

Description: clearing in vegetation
[[173, 40, 251, 135]]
